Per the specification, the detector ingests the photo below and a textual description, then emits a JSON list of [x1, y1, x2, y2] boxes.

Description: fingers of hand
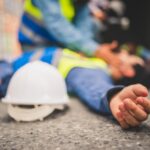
[[134, 58, 144, 66], [116, 112, 129, 129], [133, 84, 148, 97], [119, 64, 135, 77], [123, 98, 148, 122], [110, 66, 123, 80], [136, 97, 150, 114], [119, 103, 140, 127]]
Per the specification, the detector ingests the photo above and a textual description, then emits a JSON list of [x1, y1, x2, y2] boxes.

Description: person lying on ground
[[0, 48, 150, 129]]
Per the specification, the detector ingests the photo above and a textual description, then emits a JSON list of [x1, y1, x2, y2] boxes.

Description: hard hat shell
[[2, 61, 69, 105], [2, 61, 69, 122]]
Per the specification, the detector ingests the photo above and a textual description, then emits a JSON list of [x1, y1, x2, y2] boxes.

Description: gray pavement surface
[[0, 98, 150, 150]]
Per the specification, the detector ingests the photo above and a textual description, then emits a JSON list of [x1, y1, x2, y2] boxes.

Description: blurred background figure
[[89, 0, 150, 72], [89, 0, 130, 43]]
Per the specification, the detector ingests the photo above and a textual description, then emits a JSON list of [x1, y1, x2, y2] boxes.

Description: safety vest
[[24, 0, 75, 21], [58, 49, 108, 78], [19, 1, 108, 78], [18, 0, 75, 47]]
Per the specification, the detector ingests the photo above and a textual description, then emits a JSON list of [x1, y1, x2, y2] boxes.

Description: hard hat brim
[[7, 104, 65, 122]]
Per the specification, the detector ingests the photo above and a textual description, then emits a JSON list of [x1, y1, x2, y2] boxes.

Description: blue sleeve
[[12, 47, 58, 71], [33, 0, 99, 56], [66, 67, 124, 115], [74, 4, 100, 41]]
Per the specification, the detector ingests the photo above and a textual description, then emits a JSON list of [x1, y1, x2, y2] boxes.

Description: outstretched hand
[[95, 41, 121, 67], [110, 84, 150, 129], [95, 42, 145, 80]]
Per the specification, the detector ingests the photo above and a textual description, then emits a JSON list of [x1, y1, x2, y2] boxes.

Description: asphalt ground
[[0, 98, 150, 150]]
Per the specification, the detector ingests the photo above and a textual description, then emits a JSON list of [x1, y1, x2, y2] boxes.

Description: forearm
[[66, 67, 124, 115], [34, 0, 99, 56]]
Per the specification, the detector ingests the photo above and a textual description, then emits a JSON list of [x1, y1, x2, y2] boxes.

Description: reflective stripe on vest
[[24, 0, 75, 21], [58, 49, 108, 78], [24, 0, 42, 20], [59, 0, 75, 21]]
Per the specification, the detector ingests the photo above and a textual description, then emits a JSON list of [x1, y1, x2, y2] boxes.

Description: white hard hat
[[2, 61, 69, 122]]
